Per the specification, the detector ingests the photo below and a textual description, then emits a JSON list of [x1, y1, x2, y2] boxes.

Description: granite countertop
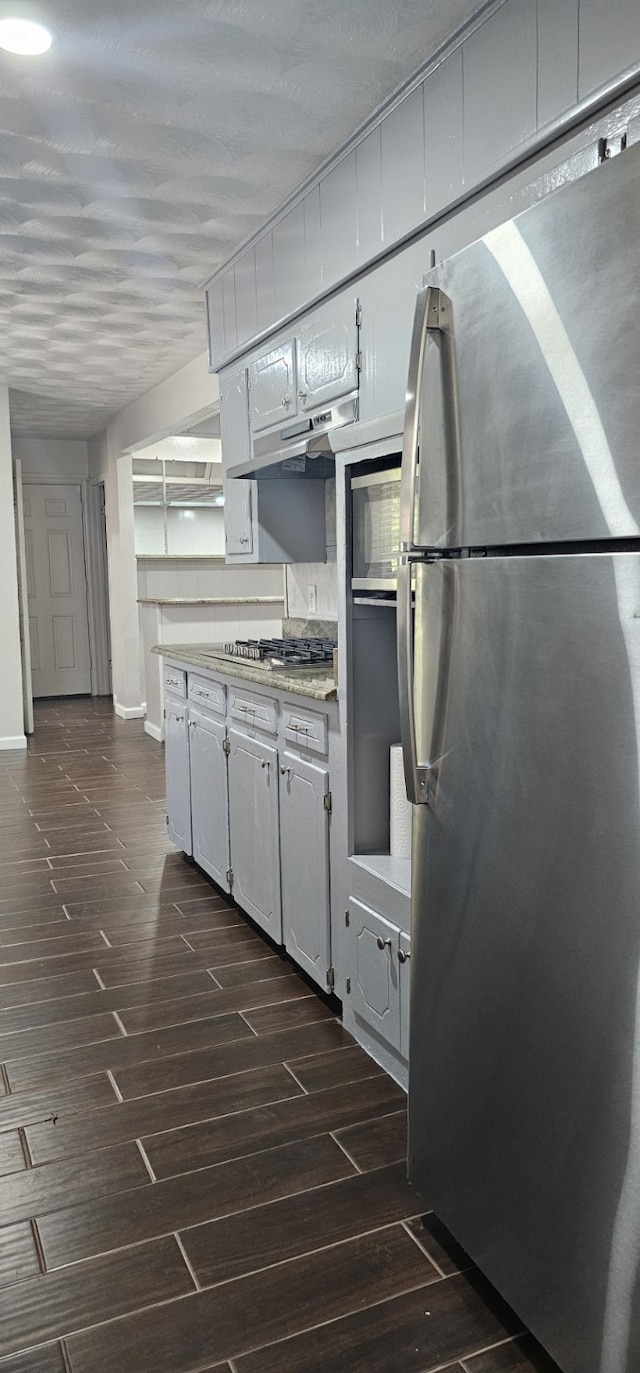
[[138, 596, 284, 606], [152, 643, 337, 702]]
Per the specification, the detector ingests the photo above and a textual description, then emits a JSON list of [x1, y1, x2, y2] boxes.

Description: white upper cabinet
[[319, 150, 358, 287], [189, 708, 230, 892], [296, 294, 359, 413], [273, 203, 307, 323], [165, 698, 192, 857], [248, 339, 296, 432], [234, 249, 258, 348]]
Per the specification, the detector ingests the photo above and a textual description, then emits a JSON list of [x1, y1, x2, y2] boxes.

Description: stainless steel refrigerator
[[399, 141, 640, 1373]]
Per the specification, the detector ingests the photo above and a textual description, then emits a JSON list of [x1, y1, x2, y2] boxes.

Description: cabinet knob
[[280, 765, 292, 777], [376, 936, 392, 951], [298, 391, 308, 402], [189, 718, 196, 729], [398, 949, 411, 964], [261, 758, 269, 769], [281, 396, 291, 408]]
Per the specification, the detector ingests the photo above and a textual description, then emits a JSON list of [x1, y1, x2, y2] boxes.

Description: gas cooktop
[[203, 637, 336, 672]]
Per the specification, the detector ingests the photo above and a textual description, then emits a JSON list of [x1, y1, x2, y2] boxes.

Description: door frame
[[21, 474, 111, 698]]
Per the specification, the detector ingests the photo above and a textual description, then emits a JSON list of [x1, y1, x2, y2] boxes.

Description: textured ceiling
[[1, 0, 481, 437]]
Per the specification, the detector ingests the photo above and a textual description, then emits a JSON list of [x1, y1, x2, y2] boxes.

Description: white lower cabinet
[[189, 708, 230, 893], [279, 751, 330, 990], [399, 930, 411, 1058], [228, 728, 282, 942], [350, 897, 410, 1058], [165, 698, 192, 855]]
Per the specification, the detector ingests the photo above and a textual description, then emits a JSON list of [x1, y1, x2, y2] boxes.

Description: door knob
[[376, 936, 392, 951], [398, 949, 411, 964]]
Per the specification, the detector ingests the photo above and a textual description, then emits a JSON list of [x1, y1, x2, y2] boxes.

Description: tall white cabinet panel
[[228, 728, 282, 942], [222, 268, 238, 355], [350, 897, 400, 1047], [280, 752, 330, 989], [220, 368, 254, 560], [296, 295, 358, 413], [165, 699, 192, 856], [248, 340, 296, 432], [578, 0, 640, 99], [189, 709, 230, 892]]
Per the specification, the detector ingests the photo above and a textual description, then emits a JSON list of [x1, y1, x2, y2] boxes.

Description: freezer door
[[407, 141, 640, 549], [409, 552, 640, 1373]]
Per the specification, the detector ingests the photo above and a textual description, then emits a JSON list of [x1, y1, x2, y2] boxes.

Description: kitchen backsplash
[[284, 478, 338, 620]]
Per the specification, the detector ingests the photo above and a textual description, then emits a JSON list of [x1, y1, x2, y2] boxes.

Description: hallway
[[0, 699, 547, 1372]]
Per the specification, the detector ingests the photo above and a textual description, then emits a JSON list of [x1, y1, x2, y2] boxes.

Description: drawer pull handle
[[376, 936, 392, 951], [398, 949, 411, 964]]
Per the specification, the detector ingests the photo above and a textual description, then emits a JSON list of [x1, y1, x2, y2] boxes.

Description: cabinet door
[[189, 709, 230, 893], [249, 340, 296, 432], [220, 368, 255, 558], [228, 729, 282, 942], [280, 752, 330, 989], [350, 897, 400, 1050], [296, 296, 359, 413], [399, 931, 411, 1059], [165, 700, 192, 856]]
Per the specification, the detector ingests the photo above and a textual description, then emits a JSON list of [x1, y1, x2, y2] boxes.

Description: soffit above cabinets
[[0, 0, 485, 438]]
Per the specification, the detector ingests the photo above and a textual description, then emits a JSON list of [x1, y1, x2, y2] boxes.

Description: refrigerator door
[[409, 551, 640, 1373], [407, 142, 640, 550]]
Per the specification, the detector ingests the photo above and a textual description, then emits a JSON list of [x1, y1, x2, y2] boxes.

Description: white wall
[[12, 437, 89, 481], [88, 352, 221, 717], [0, 388, 26, 748]]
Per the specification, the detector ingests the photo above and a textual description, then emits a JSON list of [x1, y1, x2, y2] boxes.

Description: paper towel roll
[[390, 744, 412, 858]]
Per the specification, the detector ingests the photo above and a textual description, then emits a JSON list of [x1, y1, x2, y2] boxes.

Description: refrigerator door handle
[[400, 285, 454, 553], [398, 557, 428, 804]]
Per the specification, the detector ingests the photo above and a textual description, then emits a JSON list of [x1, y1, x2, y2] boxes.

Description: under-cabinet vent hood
[[229, 396, 357, 481]]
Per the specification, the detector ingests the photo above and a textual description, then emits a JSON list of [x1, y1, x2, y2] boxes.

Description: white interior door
[[23, 484, 92, 698], [12, 460, 33, 734]]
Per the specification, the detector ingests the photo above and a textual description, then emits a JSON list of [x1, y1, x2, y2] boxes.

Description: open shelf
[[351, 852, 411, 897]]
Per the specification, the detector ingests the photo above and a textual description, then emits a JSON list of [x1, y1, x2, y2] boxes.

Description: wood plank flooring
[[0, 697, 559, 1372]]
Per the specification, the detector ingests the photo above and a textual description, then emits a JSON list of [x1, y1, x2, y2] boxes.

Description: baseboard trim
[[114, 700, 145, 720], [0, 735, 27, 751], [144, 720, 163, 742]]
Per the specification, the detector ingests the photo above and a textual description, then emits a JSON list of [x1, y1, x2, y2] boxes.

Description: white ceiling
[[1, 0, 481, 438]]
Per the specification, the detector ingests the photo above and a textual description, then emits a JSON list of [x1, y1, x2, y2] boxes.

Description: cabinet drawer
[[164, 666, 186, 699], [228, 688, 277, 735], [188, 674, 226, 716], [281, 704, 327, 755]]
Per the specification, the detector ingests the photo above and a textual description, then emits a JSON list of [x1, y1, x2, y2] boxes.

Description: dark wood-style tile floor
[[0, 698, 560, 1373]]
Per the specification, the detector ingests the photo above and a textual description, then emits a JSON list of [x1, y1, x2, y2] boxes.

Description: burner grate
[[223, 637, 336, 667]]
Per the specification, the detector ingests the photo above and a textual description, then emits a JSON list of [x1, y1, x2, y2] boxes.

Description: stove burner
[[222, 637, 336, 668]]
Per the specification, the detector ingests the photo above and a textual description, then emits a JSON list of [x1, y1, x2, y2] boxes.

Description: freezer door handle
[[398, 558, 429, 804], [400, 285, 454, 553]]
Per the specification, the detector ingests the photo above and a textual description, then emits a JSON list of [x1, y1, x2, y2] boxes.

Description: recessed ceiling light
[[0, 17, 53, 55]]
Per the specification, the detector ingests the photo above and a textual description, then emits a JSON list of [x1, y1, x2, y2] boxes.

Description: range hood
[[227, 395, 358, 481]]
